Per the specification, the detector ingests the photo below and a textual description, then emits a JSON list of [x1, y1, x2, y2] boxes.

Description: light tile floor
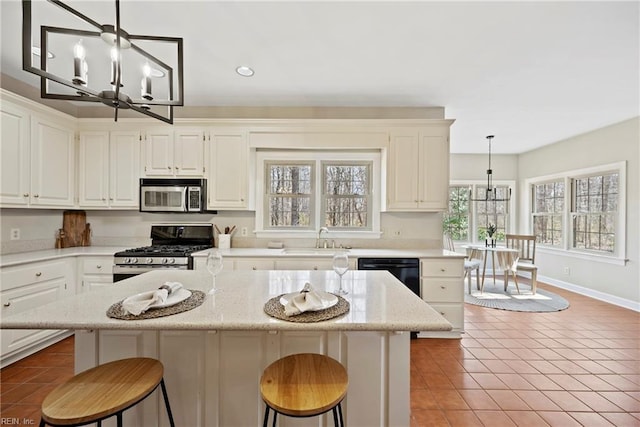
[[1, 281, 639, 426]]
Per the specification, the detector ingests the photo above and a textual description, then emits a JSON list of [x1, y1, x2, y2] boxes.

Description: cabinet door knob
[[3, 302, 10, 307], [252, 267, 257, 270], [167, 166, 172, 170], [35, 272, 42, 277], [34, 194, 39, 198], [313, 266, 318, 270], [440, 286, 445, 289], [23, 193, 29, 197], [102, 198, 107, 201], [97, 265, 102, 269]]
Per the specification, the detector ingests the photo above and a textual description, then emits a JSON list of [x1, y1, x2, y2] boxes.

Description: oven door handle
[[112, 265, 188, 275]]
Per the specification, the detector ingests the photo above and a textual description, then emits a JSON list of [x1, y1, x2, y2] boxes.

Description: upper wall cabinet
[[142, 128, 205, 177], [1, 97, 75, 208], [1, 101, 30, 206], [207, 129, 249, 210], [78, 131, 141, 209], [387, 126, 450, 211]]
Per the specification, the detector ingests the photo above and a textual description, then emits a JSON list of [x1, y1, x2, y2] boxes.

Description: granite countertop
[[0, 246, 464, 268], [0, 247, 128, 267], [0, 269, 453, 333], [192, 247, 464, 259]]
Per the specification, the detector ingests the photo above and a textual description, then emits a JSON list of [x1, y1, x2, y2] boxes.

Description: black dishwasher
[[357, 258, 421, 297]]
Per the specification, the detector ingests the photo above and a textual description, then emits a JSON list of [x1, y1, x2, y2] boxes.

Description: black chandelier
[[469, 135, 512, 202], [22, 0, 183, 124]]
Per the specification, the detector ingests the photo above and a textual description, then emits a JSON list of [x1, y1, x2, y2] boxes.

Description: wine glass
[[206, 250, 224, 294], [332, 252, 349, 295]]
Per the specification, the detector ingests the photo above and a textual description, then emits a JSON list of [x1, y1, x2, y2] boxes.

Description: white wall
[[517, 117, 639, 307], [0, 209, 444, 254]]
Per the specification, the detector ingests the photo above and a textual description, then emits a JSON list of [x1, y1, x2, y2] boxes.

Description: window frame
[[524, 161, 627, 265], [255, 150, 381, 239], [446, 180, 516, 245]]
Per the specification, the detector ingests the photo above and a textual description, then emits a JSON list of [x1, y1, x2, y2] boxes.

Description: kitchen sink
[[281, 248, 350, 255]]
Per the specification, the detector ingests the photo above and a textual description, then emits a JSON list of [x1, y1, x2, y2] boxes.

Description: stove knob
[[162, 258, 169, 264], [146, 258, 154, 264], [168, 258, 176, 264], [125, 258, 132, 264], [131, 258, 138, 264]]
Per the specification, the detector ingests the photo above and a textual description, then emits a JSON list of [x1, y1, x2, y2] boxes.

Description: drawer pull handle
[[96, 265, 102, 269], [35, 272, 42, 277], [252, 267, 257, 270], [440, 311, 445, 315], [440, 268, 446, 272], [313, 266, 318, 270], [3, 302, 10, 307], [440, 286, 446, 289]]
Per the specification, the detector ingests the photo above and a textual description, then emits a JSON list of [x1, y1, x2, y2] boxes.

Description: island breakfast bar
[[0, 269, 452, 426]]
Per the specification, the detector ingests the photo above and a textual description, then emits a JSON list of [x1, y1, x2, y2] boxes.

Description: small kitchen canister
[[218, 234, 231, 249]]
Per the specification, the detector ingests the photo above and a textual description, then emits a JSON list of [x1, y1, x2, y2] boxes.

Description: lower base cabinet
[[419, 258, 464, 337], [1, 258, 75, 367], [78, 256, 114, 293], [75, 329, 411, 427]]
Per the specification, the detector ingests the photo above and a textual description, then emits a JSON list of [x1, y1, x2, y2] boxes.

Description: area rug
[[464, 279, 569, 312]]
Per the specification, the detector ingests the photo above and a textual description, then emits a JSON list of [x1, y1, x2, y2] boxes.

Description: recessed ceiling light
[[32, 46, 55, 59], [236, 66, 254, 77]]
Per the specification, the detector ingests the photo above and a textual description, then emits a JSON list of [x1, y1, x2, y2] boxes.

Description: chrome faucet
[[316, 227, 329, 248]]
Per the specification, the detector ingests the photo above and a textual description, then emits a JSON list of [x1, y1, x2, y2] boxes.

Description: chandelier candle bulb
[[72, 40, 86, 85], [141, 63, 153, 100]]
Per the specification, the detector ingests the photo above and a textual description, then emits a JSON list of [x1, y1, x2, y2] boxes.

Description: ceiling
[[1, 1, 638, 154]]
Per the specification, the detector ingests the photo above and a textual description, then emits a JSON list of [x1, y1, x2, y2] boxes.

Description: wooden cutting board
[[62, 210, 87, 248]]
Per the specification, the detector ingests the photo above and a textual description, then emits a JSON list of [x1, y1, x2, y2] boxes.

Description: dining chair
[[505, 234, 538, 294], [443, 233, 481, 294]]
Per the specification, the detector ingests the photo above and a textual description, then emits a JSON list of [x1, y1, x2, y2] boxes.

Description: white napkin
[[122, 282, 183, 315], [284, 282, 325, 316]]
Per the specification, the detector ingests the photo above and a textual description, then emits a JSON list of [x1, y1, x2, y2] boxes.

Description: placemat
[[264, 293, 350, 323], [107, 290, 206, 320]]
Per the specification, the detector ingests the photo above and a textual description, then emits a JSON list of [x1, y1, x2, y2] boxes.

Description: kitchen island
[[0, 269, 452, 426]]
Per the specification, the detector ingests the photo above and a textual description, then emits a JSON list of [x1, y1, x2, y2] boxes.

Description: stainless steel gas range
[[113, 224, 214, 282]]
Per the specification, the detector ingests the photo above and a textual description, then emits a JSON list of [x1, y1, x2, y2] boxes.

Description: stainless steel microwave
[[139, 178, 209, 213]]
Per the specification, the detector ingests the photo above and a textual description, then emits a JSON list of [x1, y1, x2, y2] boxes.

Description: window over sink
[[255, 150, 381, 238]]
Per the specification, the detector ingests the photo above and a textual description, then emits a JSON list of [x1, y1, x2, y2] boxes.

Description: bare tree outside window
[[533, 181, 564, 246], [573, 172, 618, 252], [267, 163, 312, 228], [323, 163, 370, 229]]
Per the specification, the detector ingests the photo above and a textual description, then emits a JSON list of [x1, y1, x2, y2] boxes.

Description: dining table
[[463, 245, 520, 292]]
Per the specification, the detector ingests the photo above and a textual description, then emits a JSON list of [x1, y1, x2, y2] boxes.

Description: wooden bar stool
[[260, 353, 348, 427], [39, 357, 175, 427]]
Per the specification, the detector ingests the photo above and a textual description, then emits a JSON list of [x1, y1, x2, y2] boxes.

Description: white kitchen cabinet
[[0, 97, 75, 208], [78, 131, 141, 208], [387, 126, 450, 211], [143, 128, 205, 177], [0, 258, 75, 367], [206, 129, 249, 209], [419, 258, 464, 337], [0, 100, 30, 206], [78, 255, 114, 293], [233, 258, 275, 270], [275, 258, 353, 271], [29, 115, 76, 207]]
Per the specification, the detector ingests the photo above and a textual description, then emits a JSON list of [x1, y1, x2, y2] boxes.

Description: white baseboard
[[535, 274, 640, 312], [484, 269, 640, 312]]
